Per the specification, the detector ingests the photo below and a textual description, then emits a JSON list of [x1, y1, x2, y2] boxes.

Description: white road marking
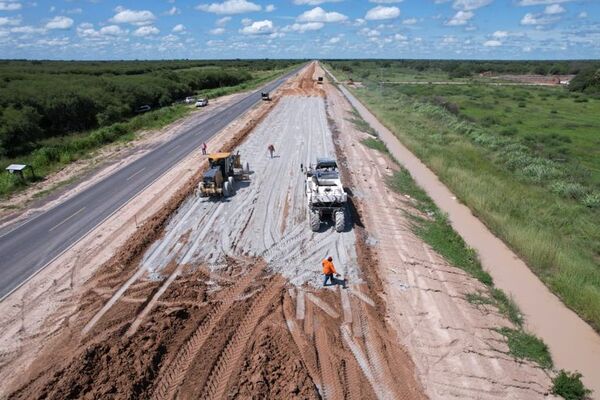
[[48, 207, 85, 232], [126, 167, 146, 181]]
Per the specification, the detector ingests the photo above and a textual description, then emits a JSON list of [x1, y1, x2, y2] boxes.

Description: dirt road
[[3, 62, 556, 399]]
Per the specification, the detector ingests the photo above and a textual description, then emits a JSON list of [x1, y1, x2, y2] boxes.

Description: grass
[[498, 327, 553, 369], [0, 66, 296, 201], [552, 370, 593, 400], [327, 62, 600, 332]]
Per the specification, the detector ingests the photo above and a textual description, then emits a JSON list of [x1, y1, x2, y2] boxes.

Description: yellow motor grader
[[197, 151, 249, 198]]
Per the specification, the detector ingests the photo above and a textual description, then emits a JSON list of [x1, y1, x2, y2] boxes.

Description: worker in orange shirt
[[322, 256, 340, 286]]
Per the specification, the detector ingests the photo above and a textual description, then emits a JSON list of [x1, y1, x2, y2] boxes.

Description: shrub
[[552, 370, 592, 400], [500, 127, 518, 136], [582, 193, 600, 208], [518, 102, 526, 108], [551, 181, 586, 200]]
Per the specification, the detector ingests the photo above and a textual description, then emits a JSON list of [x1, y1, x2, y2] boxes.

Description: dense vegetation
[[0, 60, 299, 158], [569, 67, 600, 94], [326, 60, 600, 332], [327, 59, 600, 79]]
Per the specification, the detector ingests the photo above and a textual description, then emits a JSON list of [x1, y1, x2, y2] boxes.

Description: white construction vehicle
[[305, 157, 347, 232]]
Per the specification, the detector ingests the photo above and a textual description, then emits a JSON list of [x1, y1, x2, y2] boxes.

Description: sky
[[0, 0, 598, 60]]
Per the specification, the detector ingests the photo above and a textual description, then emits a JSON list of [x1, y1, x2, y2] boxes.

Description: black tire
[[310, 211, 320, 232], [335, 210, 345, 232], [228, 177, 235, 195]]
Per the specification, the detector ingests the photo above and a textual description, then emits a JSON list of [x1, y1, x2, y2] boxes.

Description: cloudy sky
[[0, 0, 598, 60]]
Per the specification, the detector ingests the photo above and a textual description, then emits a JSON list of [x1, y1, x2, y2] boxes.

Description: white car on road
[[195, 98, 209, 107]]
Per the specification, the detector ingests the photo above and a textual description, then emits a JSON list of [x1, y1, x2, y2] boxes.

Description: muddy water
[[335, 80, 600, 395]]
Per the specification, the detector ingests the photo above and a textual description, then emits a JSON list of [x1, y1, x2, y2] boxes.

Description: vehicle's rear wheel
[[310, 211, 320, 232], [223, 181, 232, 197], [335, 210, 345, 232]]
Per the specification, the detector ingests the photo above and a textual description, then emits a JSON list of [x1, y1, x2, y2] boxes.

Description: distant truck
[[261, 92, 270, 101], [195, 98, 208, 107], [317, 76, 323, 84]]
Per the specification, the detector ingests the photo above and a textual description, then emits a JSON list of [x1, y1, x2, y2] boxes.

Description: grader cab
[[197, 152, 249, 198]]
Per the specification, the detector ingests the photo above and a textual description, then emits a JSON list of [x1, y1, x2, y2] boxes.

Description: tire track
[[151, 263, 264, 400], [314, 315, 344, 400], [201, 276, 285, 400]]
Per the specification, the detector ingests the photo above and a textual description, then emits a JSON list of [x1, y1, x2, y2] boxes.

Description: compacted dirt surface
[[2, 63, 555, 400]]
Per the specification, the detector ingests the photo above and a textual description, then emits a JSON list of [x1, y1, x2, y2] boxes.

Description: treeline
[[326, 59, 600, 78], [0, 60, 299, 157]]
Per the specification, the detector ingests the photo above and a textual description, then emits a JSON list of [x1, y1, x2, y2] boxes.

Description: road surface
[[0, 66, 302, 300]]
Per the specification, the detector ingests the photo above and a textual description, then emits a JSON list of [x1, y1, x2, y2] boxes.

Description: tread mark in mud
[[151, 264, 264, 400], [314, 315, 344, 400], [283, 295, 323, 395], [202, 277, 285, 400]]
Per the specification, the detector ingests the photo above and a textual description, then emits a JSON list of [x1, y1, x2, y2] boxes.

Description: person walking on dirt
[[322, 256, 340, 286], [268, 144, 275, 159], [202, 142, 207, 155]]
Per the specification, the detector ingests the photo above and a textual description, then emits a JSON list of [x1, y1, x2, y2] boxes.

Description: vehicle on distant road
[[195, 98, 209, 107], [135, 105, 151, 113], [261, 92, 270, 101], [185, 96, 195, 104], [317, 76, 323, 84]]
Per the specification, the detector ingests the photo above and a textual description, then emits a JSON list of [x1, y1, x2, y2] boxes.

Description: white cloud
[[196, 0, 261, 15], [578, 11, 587, 18], [369, 0, 403, 3], [517, 0, 572, 5], [210, 27, 225, 34], [293, 0, 342, 4], [452, 0, 492, 10], [165, 6, 180, 16], [360, 28, 380, 37], [283, 22, 324, 32], [216, 16, 231, 26], [172, 24, 185, 33], [297, 7, 347, 23], [99, 25, 126, 36], [66, 8, 82, 15], [328, 35, 342, 44], [365, 6, 400, 20], [265, 4, 275, 12], [239, 19, 274, 35], [37, 37, 69, 46], [0, 1, 21, 11], [520, 12, 557, 25], [483, 39, 501, 46], [0, 16, 21, 26], [492, 30, 508, 38], [110, 9, 156, 26], [45, 16, 74, 30], [133, 25, 159, 36], [445, 10, 473, 26], [11, 25, 46, 34], [353, 18, 366, 26], [402, 18, 417, 25], [544, 4, 565, 14], [394, 33, 407, 40], [241, 18, 252, 25]]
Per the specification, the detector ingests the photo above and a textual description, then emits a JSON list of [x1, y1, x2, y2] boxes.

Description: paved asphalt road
[[0, 67, 302, 300]]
